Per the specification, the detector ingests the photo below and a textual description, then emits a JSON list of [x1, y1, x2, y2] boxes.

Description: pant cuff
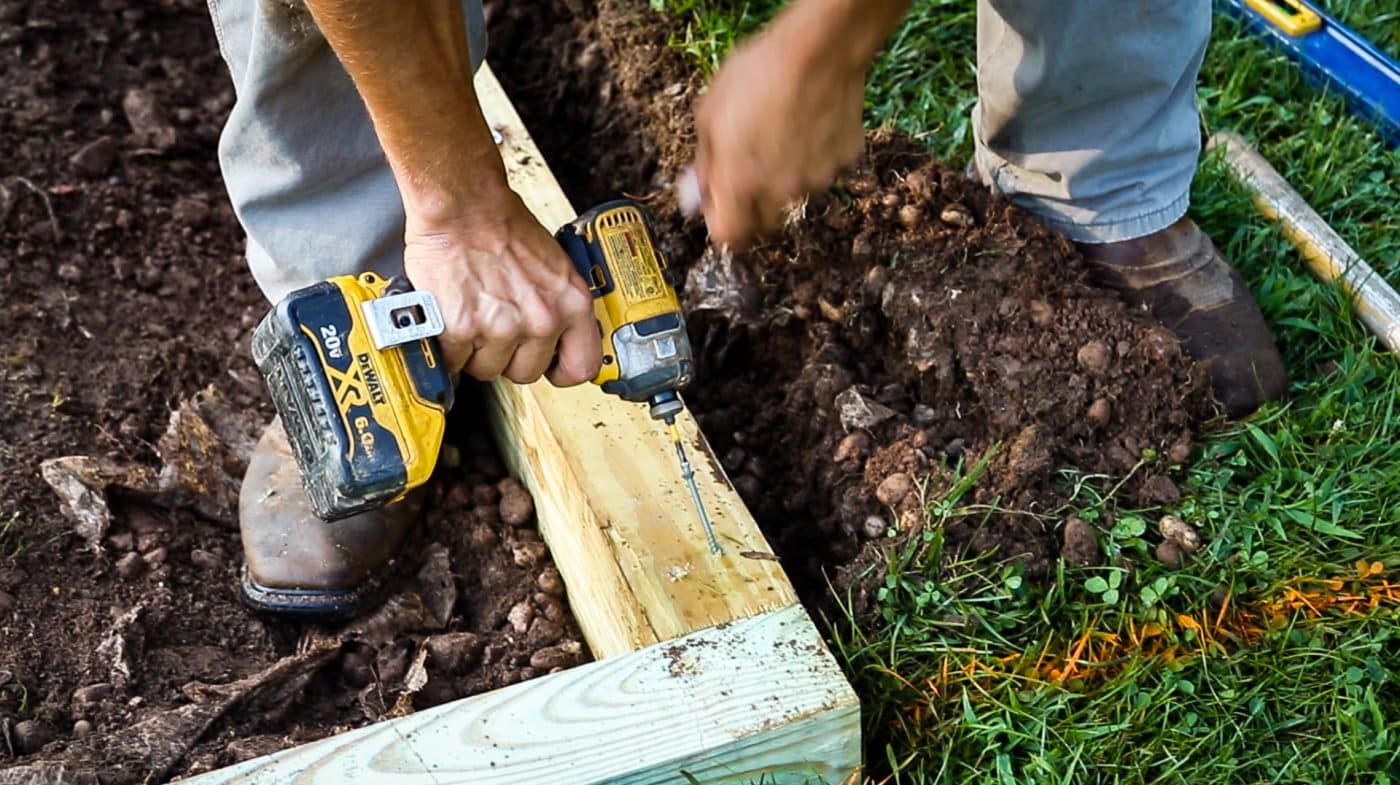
[[1018, 189, 1191, 245]]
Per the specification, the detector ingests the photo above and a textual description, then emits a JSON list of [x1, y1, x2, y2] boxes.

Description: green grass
[[652, 0, 1400, 781], [0, 512, 24, 562]]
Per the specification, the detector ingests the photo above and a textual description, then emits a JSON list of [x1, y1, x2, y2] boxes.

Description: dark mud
[[0, 1, 582, 779]]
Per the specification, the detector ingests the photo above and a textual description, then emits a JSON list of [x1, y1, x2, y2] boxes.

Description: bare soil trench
[[490, 0, 1216, 609], [0, 0, 1214, 780]]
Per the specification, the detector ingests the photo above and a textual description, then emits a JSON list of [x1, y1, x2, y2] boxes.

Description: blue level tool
[[1216, 0, 1400, 146]]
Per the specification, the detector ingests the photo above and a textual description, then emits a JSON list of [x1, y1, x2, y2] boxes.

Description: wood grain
[[474, 66, 799, 660], [183, 67, 857, 785], [180, 606, 860, 784]]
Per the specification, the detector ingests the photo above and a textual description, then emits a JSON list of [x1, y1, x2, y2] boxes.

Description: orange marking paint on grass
[[902, 561, 1400, 724]]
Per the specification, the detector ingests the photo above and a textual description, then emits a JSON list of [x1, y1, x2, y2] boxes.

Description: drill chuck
[[648, 389, 685, 423]]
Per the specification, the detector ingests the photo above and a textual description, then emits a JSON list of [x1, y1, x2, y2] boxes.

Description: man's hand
[[687, 0, 911, 247], [404, 193, 601, 386], [302, 0, 601, 386]]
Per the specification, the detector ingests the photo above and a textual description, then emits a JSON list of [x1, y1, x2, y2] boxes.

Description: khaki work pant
[[207, 0, 1209, 304]]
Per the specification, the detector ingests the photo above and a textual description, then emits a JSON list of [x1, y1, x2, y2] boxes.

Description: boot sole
[[240, 565, 384, 620]]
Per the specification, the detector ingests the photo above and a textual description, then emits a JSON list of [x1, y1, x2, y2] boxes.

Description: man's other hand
[[689, 3, 869, 247]]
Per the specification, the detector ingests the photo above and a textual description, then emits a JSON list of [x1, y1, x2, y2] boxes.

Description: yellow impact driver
[[252, 199, 719, 553]]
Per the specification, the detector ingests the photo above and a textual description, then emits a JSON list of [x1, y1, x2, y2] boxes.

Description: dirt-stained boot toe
[[239, 420, 421, 619], [1079, 217, 1287, 418]]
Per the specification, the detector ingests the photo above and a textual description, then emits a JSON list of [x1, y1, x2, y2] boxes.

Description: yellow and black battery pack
[[251, 272, 454, 521]]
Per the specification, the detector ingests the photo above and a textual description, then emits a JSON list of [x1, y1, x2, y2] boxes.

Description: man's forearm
[[302, 0, 506, 225], [775, 0, 913, 76]]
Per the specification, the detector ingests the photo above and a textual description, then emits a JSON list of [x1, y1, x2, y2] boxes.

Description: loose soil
[[1, 1, 583, 780], [488, 0, 1215, 609], [0, 0, 1218, 779]]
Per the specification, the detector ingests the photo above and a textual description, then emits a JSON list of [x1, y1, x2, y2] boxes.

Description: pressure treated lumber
[[1208, 130, 1400, 353], [181, 606, 860, 785], [475, 66, 798, 659], [182, 66, 857, 785]]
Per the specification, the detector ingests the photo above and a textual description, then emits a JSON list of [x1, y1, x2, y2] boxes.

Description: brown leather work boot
[[239, 420, 421, 618], [1078, 217, 1287, 417]]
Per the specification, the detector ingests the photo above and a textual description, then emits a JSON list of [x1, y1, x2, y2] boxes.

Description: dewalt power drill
[[251, 200, 720, 552]]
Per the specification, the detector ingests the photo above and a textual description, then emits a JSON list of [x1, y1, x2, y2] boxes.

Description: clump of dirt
[[489, 0, 1216, 607], [1, 1, 584, 780], [685, 139, 1213, 607]]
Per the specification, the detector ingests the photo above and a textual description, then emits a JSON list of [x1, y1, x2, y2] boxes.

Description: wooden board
[[475, 66, 799, 659], [184, 65, 857, 785], [180, 606, 860, 785]]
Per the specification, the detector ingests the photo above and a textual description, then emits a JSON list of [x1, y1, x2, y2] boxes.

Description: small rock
[[1138, 474, 1181, 506], [115, 551, 144, 579], [897, 203, 922, 229], [526, 616, 564, 648], [861, 515, 887, 539], [424, 632, 482, 673], [1167, 437, 1192, 465], [1141, 327, 1181, 363], [875, 473, 913, 506], [511, 540, 548, 568], [13, 720, 53, 754], [121, 88, 177, 151], [1157, 515, 1201, 553], [107, 531, 134, 551], [0, 567, 26, 590], [1061, 517, 1103, 567], [1086, 398, 1112, 428], [507, 600, 534, 633], [189, 548, 222, 570], [1154, 540, 1184, 570], [1076, 340, 1111, 375], [912, 404, 937, 426], [850, 231, 875, 263], [721, 447, 747, 474], [1028, 300, 1055, 328], [142, 546, 168, 568], [529, 641, 583, 671], [498, 478, 535, 527], [833, 432, 871, 464], [72, 682, 114, 710], [69, 136, 118, 177], [0, 591, 14, 612], [535, 566, 565, 597], [939, 203, 974, 228], [72, 720, 93, 737], [835, 387, 896, 431], [534, 592, 569, 624], [863, 265, 891, 300]]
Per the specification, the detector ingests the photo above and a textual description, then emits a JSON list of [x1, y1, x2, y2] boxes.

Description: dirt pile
[[488, 0, 1215, 605]]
